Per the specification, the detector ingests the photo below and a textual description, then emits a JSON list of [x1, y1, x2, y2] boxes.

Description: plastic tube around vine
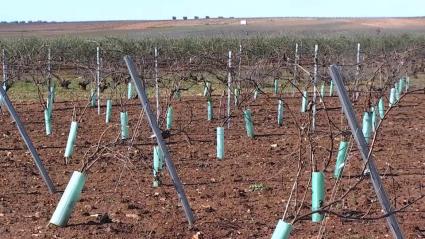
[[395, 81, 400, 101], [47, 95, 53, 118], [398, 78, 405, 93], [234, 88, 240, 106], [395, 87, 400, 102], [406, 77, 410, 91], [153, 145, 164, 187], [277, 100, 284, 126], [362, 112, 372, 144], [243, 109, 254, 138], [127, 82, 133, 100], [329, 81, 334, 96], [216, 127, 224, 160], [378, 97, 385, 119], [64, 121, 78, 160], [253, 88, 259, 100], [106, 99, 112, 123], [312, 171, 325, 222], [301, 91, 308, 113], [153, 145, 164, 171], [50, 85, 56, 103], [320, 82, 325, 102], [207, 100, 213, 121], [334, 141, 349, 178], [271, 219, 292, 239], [371, 106, 377, 132], [389, 88, 396, 107], [44, 109, 52, 136], [166, 106, 173, 130], [274, 79, 279, 95], [49, 171, 86, 227], [120, 111, 129, 140]]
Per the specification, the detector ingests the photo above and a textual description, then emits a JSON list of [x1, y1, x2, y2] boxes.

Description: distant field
[[1, 17, 425, 38]]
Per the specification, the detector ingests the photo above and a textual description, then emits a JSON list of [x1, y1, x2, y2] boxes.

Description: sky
[[1, 0, 424, 22]]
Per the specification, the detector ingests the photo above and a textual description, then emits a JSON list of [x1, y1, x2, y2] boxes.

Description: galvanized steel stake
[[0, 87, 56, 193], [329, 65, 404, 239], [124, 56, 195, 226]]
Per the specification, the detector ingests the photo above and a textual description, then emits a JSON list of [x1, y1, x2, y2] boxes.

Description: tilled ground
[[0, 92, 424, 238]]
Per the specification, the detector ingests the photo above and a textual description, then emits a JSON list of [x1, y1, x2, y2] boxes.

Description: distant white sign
[[240, 20, 247, 25]]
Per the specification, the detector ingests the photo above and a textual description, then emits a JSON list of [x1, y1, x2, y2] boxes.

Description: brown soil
[[0, 92, 424, 238], [1, 18, 424, 37]]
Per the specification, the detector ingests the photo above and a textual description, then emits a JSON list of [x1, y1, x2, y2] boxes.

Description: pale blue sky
[[2, 0, 424, 22]]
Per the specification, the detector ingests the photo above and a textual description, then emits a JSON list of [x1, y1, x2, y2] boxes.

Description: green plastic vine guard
[[153, 145, 164, 187], [154, 145, 164, 170], [362, 112, 372, 144], [50, 84, 56, 103], [234, 88, 240, 106], [395, 82, 400, 99], [64, 121, 78, 159], [277, 100, 284, 126], [389, 88, 396, 107], [243, 109, 254, 138], [334, 141, 349, 178], [329, 81, 334, 96], [301, 91, 308, 113], [44, 109, 52, 136], [378, 97, 385, 119], [271, 219, 293, 239], [371, 106, 377, 132], [394, 81, 401, 102], [106, 99, 112, 123], [216, 127, 224, 160], [312, 171, 325, 222], [49, 171, 86, 227], [120, 111, 129, 140], [47, 94, 53, 118], [274, 79, 279, 95], [166, 106, 173, 130], [320, 82, 325, 102], [127, 82, 133, 99], [207, 100, 213, 121], [406, 77, 410, 91], [398, 78, 405, 93], [253, 88, 259, 100]]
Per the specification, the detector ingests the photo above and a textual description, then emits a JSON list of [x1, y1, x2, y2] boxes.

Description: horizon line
[[2, 16, 425, 24]]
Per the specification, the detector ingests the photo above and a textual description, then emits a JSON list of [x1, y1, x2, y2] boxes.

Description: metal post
[[124, 56, 195, 226], [47, 48, 52, 96], [96, 46, 101, 115], [312, 44, 318, 131], [2, 49, 7, 89], [354, 43, 361, 100], [329, 65, 404, 239], [154, 47, 160, 121], [227, 51, 232, 128], [292, 43, 299, 97], [0, 87, 56, 193], [237, 44, 242, 91], [1, 49, 7, 112], [238, 44, 242, 79]]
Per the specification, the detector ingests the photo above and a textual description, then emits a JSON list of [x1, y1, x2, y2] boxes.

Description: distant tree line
[[0, 20, 56, 24]]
